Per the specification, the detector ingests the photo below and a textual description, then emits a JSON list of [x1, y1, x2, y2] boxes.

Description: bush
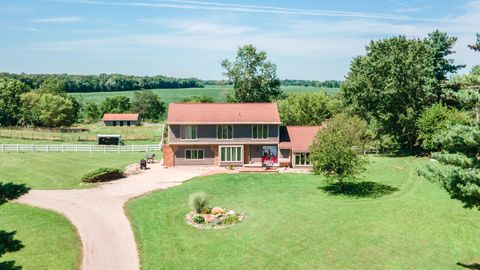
[[192, 215, 205, 224], [222, 215, 239, 225], [188, 192, 208, 214], [81, 167, 125, 183]]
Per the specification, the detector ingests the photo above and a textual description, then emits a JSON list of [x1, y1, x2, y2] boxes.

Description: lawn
[[0, 203, 81, 269], [126, 156, 480, 270], [71, 85, 340, 105], [0, 152, 158, 189], [0, 122, 163, 144]]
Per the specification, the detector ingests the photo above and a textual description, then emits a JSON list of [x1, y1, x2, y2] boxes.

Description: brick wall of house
[[244, 145, 250, 164], [211, 145, 220, 166], [163, 144, 175, 167]]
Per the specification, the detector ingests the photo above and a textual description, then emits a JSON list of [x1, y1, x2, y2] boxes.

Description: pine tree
[[419, 124, 480, 209]]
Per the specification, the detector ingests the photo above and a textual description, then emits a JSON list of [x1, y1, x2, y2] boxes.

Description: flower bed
[[186, 207, 245, 229]]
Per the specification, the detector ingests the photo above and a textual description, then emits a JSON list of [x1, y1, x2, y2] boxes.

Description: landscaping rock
[[125, 164, 141, 176]]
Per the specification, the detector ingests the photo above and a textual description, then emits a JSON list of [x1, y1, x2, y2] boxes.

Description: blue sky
[[1, 0, 479, 80]]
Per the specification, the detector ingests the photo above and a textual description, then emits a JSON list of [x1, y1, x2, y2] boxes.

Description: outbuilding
[[102, 113, 140, 127]]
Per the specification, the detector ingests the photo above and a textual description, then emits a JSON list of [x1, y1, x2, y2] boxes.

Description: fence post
[[147, 145, 150, 153], [1, 144, 3, 153], [33, 144, 35, 152], [47, 145, 49, 153], [131, 145, 134, 152], [17, 144, 19, 153], [90, 145, 92, 153], [76, 144, 78, 152], [118, 145, 120, 153], [62, 144, 64, 153], [104, 145, 106, 153]]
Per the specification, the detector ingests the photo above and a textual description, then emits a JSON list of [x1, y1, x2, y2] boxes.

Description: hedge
[[81, 167, 125, 183]]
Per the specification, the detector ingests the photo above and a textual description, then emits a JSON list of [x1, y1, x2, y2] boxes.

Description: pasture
[[71, 85, 340, 105], [127, 156, 480, 270]]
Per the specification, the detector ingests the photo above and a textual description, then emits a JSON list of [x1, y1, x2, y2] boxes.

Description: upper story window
[[180, 125, 197, 140], [252, 125, 268, 140], [217, 125, 233, 140]]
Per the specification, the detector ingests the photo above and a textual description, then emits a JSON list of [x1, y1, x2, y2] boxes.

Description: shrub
[[188, 192, 208, 214], [222, 214, 239, 225], [81, 167, 125, 183], [192, 215, 205, 224]]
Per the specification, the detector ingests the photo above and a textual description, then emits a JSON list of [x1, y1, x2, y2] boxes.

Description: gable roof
[[167, 103, 281, 124], [279, 126, 323, 152], [102, 113, 139, 121]]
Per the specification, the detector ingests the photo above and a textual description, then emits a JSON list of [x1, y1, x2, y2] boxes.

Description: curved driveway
[[17, 164, 214, 270]]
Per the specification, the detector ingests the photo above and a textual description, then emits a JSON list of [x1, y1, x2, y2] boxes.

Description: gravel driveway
[[17, 164, 215, 270]]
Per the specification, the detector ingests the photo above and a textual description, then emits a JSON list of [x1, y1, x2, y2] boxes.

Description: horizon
[[1, 0, 479, 80]]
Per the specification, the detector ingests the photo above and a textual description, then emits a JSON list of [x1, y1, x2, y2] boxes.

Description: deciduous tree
[[0, 78, 29, 126], [100, 96, 130, 114], [130, 90, 165, 121], [310, 114, 369, 191], [277, 92, 340, 125], [222, 44, 282, 102]]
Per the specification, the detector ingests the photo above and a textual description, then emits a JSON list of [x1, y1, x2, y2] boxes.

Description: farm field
[[0, 203, 81, 269], [71, 85, 340, 105], [0, 122, 163, 145], [0, 152, 159, 189], [126, 156, 480, 270]]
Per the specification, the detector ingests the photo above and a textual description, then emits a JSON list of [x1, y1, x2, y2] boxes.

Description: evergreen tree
[[419, 124, 480, 209]]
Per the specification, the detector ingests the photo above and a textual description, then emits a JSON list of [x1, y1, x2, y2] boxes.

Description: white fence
[[0, 144, 162, 153]]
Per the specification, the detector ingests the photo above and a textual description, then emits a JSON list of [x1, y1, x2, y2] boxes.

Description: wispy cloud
[[46, 0, 427, 21], [33, 16, 83, 23]]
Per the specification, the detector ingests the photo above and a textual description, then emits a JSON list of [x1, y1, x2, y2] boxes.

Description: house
[[163, 103, 322, 168], [103, 113, 140, 127]]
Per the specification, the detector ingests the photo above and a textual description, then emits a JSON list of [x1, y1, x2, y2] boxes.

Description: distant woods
[[0, 73, 341, 94], [0, 73, 203, 93]]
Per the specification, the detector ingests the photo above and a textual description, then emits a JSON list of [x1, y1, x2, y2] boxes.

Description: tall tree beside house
[[222, 44, 282, 102], [342, 33, 463, 151], [310, 114, 369, 192], [419, 123, 480, 209], [0, 78, 30, 126], [0, 182, 30, 269], [277, 92, 340, 126], [130, 90, 165, 121], [100, 96, 131, 114]]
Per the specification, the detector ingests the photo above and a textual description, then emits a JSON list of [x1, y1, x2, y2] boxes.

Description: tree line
[[203, 79, 341, 88], [0, 73, 203, 93]]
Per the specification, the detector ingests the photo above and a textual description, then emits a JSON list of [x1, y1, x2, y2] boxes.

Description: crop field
[[71, 85, 340, 105]]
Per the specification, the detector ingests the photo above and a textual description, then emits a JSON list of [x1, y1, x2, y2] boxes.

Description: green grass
[[126, 156, 480, 270], [0, 152, 158, 189], [0, 203, 81, 269], [71, 85, 340, 105], [0, 122, 163, 144]]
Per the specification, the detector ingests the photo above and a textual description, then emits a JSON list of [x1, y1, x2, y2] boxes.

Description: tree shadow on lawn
[[457, 262, 480, 270], [319, 181, 399, 199]]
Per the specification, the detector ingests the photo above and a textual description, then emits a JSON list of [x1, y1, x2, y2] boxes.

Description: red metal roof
[[102, 113, 139, 121], [167, 103, 281, 124], [279, 126, 323, 152]]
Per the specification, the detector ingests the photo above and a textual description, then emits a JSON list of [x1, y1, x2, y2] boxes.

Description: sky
[[0, 0, 479, 80]]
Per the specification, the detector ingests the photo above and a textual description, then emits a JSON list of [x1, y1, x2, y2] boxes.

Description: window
[[220, 146, 242, 162], [113, 121, 117, 127], [180, 125, 197, 140], [120, 121, 124, 127], [294, 153, 310, 166], [252, 125, 268, 139], [217, 125, 233, 140], [185, 149, 204, 160], [127, 121, 131, 127]]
